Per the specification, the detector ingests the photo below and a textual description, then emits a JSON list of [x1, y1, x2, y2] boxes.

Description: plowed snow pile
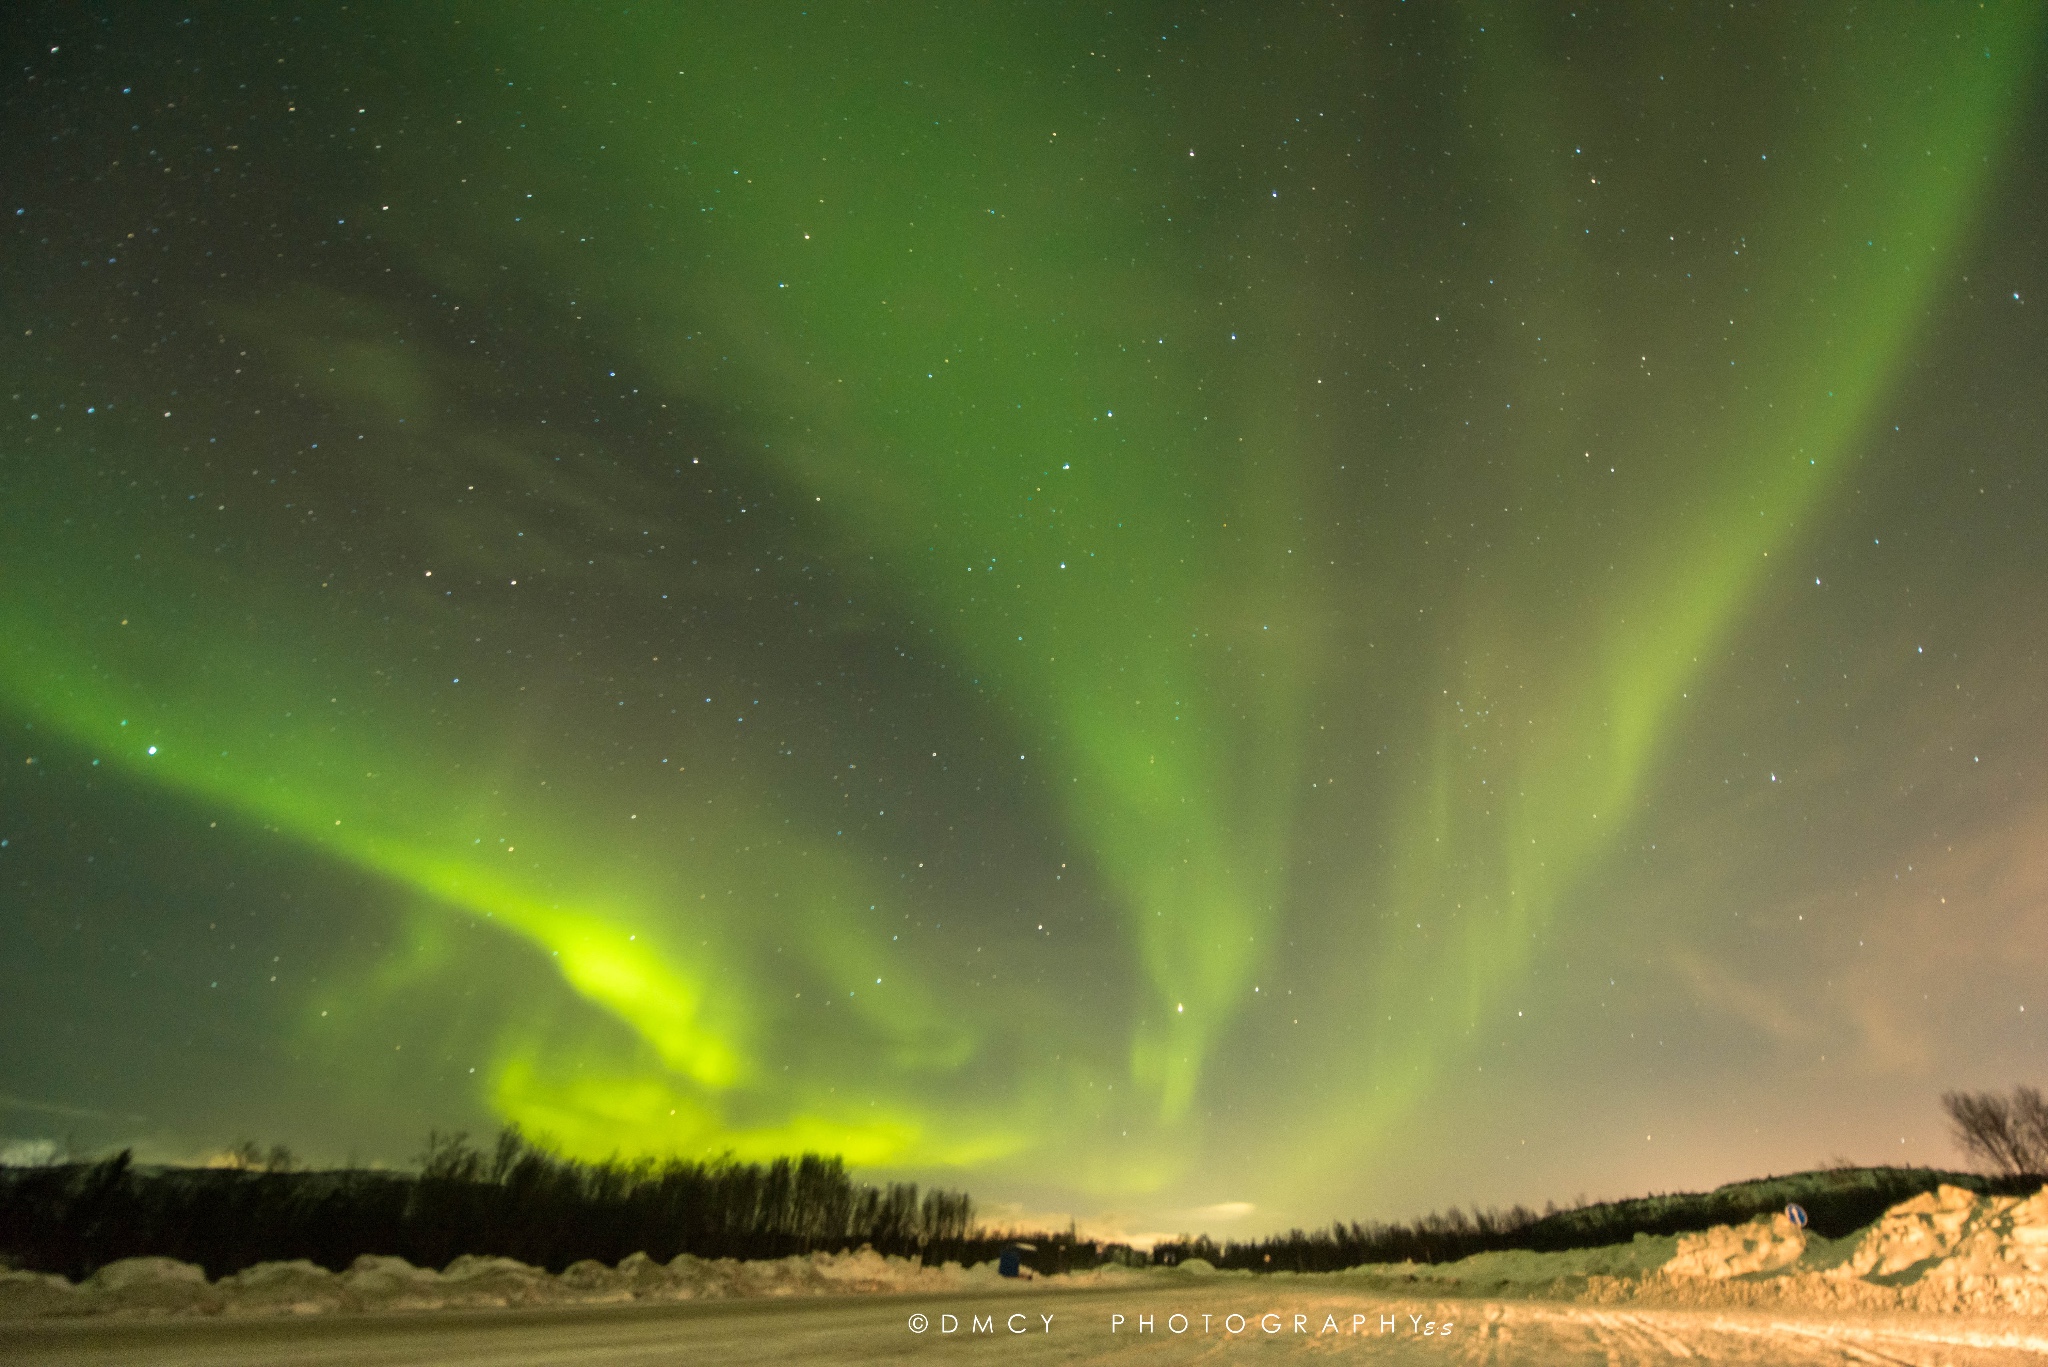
[[0, 1248, 1146, 1319], [1342, 1184, 2048, 1316]]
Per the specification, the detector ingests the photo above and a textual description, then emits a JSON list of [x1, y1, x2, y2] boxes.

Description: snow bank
[[1320, 1183, 2048, 1317], [1839, 1183, 2048, 1311], [1663, 1211, 1808, 1278], [0, 1246, 1151, 1319], [1576, 1183, 2048, 1314]]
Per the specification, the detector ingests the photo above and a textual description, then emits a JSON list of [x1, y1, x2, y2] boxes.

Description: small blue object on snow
[[997, 1248, 1022, 1278], [1784, 1203, 1809, 1228]]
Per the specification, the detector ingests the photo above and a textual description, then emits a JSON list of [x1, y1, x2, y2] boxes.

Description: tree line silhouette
[[10, 1088, 2045, 1282], [0, 1128, 1087, 1282]]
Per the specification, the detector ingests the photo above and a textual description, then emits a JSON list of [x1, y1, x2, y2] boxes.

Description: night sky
[[4, 3, 2046, 1241]]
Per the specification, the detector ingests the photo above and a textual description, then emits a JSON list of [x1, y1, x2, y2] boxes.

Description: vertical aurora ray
[[432, 5, 1335, 1139], [439, 2, 2038, 1176], [1272, 5, 2045, 1191], [2, 0, 2041, 1220]]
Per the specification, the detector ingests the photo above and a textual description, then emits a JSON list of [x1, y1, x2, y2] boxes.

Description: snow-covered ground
[[3, 1286, 2047, 1364]]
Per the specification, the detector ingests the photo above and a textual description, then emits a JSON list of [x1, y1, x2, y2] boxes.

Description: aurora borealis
[[5, 3, 2047, 1237]]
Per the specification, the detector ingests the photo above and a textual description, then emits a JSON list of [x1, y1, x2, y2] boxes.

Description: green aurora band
[[2, 3, 2041, 1217]]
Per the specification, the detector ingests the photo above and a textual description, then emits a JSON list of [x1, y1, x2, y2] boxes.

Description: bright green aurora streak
[[2, 3, 2041, 1226]]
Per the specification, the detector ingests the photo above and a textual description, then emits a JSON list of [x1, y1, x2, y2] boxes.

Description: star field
[[3, 3, 2046, 1235]]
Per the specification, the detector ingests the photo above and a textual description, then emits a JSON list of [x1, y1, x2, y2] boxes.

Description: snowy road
[[5, 1285, 2047, 1364]]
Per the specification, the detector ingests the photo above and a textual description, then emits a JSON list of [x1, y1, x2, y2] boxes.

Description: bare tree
[[1942, 1087, 2048, 1176], [220, 1139, 296, 1172], [2019, 1087, 2048, 1170], [417, 1129, 485, 1182]]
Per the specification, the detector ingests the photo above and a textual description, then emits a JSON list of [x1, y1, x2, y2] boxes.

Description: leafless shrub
[[221, 1140, 296, 1173], [1942, 1087, 2048, 1176]]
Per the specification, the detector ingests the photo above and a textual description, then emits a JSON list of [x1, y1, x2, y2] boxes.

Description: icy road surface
[[5, 1285, 2048, 1365]]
